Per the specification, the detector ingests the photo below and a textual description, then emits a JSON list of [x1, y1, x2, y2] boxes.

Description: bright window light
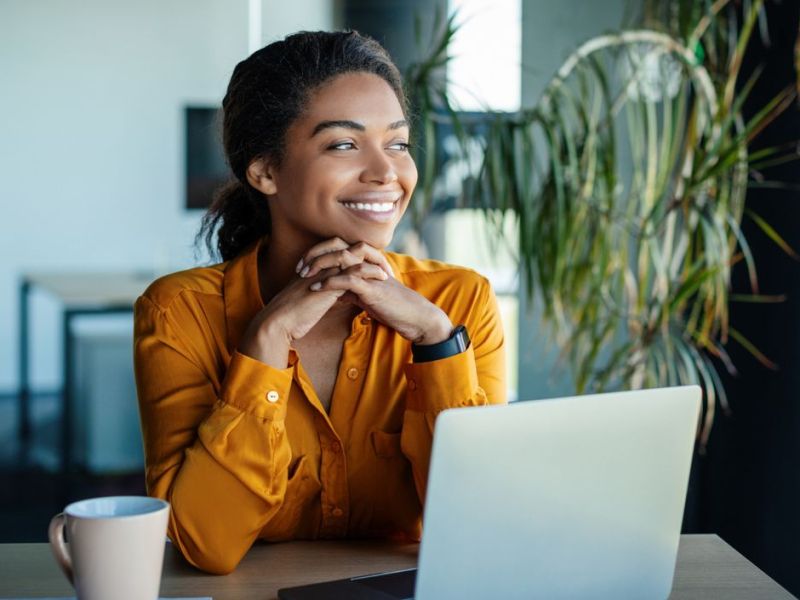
[[447, 0, 521, 112]]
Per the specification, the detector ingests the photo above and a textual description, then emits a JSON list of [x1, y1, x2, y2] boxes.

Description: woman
[[134, 30, 505, 575]]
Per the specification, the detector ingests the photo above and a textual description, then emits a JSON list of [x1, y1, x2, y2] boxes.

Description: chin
[[339, 227, 396, 250]]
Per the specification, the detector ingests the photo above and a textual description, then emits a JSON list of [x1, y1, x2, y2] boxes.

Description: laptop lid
[[415, 385, 701, 600]]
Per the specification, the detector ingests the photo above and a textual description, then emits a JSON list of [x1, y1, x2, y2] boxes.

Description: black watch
[[411, 325, 470, 363]]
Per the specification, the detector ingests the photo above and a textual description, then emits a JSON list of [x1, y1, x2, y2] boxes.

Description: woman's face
[[257, 72, 417, 250]]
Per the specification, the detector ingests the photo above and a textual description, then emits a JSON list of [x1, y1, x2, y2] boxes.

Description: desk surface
[[23, 271, 156, 308], [0, 535, 792, 600]]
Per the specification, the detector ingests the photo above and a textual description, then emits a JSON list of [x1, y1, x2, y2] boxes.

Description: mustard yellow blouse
[[133, 238, 506, 574]]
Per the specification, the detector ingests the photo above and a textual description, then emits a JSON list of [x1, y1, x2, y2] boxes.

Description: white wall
[[517, 0, 626, 400], [0, 0, 333, 392]]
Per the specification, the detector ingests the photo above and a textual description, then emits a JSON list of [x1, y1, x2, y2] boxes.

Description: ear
[[245, 157, 278, 196]]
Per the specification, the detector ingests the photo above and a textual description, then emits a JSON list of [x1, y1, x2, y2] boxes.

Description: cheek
[[398, 156, 418, 194], [279, 158, 353, 208]]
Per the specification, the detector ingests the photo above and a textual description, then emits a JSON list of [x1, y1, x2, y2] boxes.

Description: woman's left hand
[[298, 238, 453, 345]]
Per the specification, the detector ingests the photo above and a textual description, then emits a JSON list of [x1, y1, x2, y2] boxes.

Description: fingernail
[[295, 259, 304, 273], [300, 266, 310, 278], [310, 282, 322, 291]]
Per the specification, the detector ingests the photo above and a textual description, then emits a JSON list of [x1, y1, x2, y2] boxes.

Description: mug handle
[[48, 513, 74, 584]]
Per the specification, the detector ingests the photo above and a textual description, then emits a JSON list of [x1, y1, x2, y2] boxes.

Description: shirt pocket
[[367, 429, 420, 536], [370, 429, 402, 458], [261, 454, 321, 542]]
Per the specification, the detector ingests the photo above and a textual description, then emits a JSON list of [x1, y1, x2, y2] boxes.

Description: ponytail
[[198, 179, 271, 262]]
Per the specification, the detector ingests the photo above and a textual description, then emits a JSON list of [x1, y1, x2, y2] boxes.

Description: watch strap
[[411, 325, 470, 363]]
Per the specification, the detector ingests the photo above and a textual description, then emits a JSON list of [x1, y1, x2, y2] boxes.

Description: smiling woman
[[132, 30, 506, 575]]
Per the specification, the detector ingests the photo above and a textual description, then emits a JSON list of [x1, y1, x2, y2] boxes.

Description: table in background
[[0, 535, 793, 599], [17, 271, 154, 472]]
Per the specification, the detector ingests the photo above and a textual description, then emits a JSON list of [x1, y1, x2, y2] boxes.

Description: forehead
[[298, 72, 406, 130]]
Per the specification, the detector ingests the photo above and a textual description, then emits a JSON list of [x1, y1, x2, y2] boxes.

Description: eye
[[388, 141, 411, 152], [327, 141, 356, 151]]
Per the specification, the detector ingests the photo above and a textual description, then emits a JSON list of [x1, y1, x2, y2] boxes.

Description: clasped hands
[[240, 238, 453, 369]]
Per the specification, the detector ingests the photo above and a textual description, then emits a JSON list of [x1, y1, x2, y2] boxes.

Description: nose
[[359, 147, 398, 185]]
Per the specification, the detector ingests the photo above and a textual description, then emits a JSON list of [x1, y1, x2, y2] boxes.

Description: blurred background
[[1, 0, 798, 595]]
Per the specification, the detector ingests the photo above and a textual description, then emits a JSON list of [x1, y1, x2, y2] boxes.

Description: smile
[[341, 201, 396, 213]]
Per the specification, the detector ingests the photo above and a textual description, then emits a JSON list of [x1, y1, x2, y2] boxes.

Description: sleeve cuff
[[220, 351, 293, 421], [403, 345, 479, 414]]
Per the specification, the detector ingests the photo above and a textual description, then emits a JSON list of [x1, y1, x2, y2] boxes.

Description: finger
[[339, 262, 390, 281], [309, 261, 389, 293], [302, 242, 394, 279], [301, 248, 361, 278], [299, 266, 341, 284], [347, 241, 395, 278], [296, 237, 348, 273], [310, 272, 371, 294]]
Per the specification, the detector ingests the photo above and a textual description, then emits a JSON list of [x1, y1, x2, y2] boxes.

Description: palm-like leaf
[[404, 1, 798, 446], [470, 21, 795, 445]]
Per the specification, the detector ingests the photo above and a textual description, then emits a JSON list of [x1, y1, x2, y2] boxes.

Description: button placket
[[316, 419, 349, 537]]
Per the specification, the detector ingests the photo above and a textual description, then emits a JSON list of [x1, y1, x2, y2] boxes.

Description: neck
[[259, 232, 310, 303]]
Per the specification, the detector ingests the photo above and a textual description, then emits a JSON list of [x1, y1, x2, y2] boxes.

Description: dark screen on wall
[[185, 106, 230, 210]]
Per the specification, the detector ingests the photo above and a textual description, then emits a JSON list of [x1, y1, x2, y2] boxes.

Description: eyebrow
[[311, 119, 409, 137]]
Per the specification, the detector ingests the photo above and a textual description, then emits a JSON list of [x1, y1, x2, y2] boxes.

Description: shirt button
[[266, 390, 279, 403], [346, 367, 359, 380], [360, 316, 371, 325], [330, 441, 342, 453], [332, 508, 344, 517], [408, 379, 417, 391]]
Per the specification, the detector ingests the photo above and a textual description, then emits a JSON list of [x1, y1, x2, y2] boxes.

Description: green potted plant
[[405, 0, 798, 446]]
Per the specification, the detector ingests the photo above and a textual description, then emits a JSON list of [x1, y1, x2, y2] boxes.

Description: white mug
[[48, 496, 170, 600]]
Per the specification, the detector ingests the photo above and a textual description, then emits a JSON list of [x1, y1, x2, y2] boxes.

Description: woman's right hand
[[238, 263, 388, 369]]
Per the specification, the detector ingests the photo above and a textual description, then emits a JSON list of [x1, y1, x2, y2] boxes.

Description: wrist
[[259, 317, 293, 345], [414, 310, 453, 346], [412, 309, 453, 346], [240, 318, 292, 368]]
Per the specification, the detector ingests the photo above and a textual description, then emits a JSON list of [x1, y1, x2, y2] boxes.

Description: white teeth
[[343, 201, 395, 213]]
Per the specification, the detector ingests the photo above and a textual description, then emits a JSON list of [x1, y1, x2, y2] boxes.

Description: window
[[442, 0, 521, 401], [448, 0, 521, 112]]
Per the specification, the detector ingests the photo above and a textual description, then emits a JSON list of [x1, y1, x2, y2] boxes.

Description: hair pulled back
[[198, 30, 407, 261]]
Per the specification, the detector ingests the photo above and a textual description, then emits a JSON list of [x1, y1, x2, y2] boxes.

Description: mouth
[[340, 200, 397, 213], [339, 191, 403, 222]]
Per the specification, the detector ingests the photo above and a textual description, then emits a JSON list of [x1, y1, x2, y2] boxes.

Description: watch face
[[455, 325, 470, 352]]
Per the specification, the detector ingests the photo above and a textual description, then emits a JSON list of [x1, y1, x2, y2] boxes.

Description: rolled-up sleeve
[[134, 295, 293, 575]]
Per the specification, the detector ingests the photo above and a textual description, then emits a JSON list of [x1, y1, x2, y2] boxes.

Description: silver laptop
[[278, 385, 701, 599]]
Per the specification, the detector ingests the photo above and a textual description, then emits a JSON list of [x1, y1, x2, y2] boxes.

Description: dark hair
[[197, 30, 408, 262]]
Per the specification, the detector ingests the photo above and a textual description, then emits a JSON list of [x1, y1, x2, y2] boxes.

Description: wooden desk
[[0, 535, 793, 599]]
